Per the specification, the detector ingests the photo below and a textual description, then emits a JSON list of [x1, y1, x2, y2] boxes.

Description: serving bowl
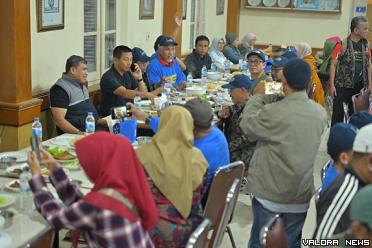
[[207, 71, 223, 81], [186, 87, 206, 97]]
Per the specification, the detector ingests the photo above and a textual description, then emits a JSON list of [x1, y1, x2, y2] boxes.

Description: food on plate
[[69, 135, 84, 147], [207, 83, 218, 90], [10, 168, 22, 176], [48, 147, 76, 160], [265, 81, 283, 95], [9, 181, 20, 189], [41, 168, 49, 177]]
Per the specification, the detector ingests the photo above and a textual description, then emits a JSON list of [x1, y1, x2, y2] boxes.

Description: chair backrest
[[28, 229, 55, 248], [320, 160, 331, 183], [186, 219, 211, 248], [203, 161, 244, 248], [212, 179, 240, 248], [260, 214, 288, 248], [343, 102, 349, 123], [352, 88, 370, 113]]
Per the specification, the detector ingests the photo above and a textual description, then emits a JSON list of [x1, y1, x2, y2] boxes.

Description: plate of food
[[48, 147, 76, 162], [0, 151, 28, 163], [265, 81, 283, 95], [0, 194, 14, 209], [6, 164, 27, 177], [59, 161, 80, 171], [5, 180, 20, 193], [192, 79, 203, 83], [49, 134, 77, 147]]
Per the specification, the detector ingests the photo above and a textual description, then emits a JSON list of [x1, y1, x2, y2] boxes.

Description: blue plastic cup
[[119, 119, 137, 143]]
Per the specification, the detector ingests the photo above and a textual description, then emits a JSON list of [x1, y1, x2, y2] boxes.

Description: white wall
[[239, 0, 354, 49]]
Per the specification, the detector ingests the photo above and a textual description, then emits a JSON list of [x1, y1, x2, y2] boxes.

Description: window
[[84, 0, 117, 82], [189, 0, 205, 51]]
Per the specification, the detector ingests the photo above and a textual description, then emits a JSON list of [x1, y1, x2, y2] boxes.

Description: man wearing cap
[[147, 36, 187, 89], [270, 56, 288, 82], [240, 58, 327, 247], [247, 50, 272, 90], [219, 75, 257, 184], [129, 98, 230, 190], [349, 111, 372, 129], [132, 47, 151, 89], [314, 123, 372, 239], [184, 35, 212, 78]]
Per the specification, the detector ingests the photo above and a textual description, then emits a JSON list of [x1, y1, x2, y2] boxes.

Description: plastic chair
[[259, 214, 288, 248], [186, 219, 211, 248], [320, 160, 331, 183]]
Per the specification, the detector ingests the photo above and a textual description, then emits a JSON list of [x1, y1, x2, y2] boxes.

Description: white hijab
[[241, 33, 256, 48], [295, 42, 312, 59]]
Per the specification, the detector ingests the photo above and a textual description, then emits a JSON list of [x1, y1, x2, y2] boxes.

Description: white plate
[[192, 79, 203, 83], [0, 194, 15, 209], [248, 0, 262, 6], [59, 161, 80, 171], [49, 135, 76, 147], [140, 100, 152, 106], [0, 151, 28, 163], [5, 164, 27, 177], [5, 180, 20, 193], [263, 0, 276, 7], [0, 231, 12, 247], [278, 0, 290, 7]]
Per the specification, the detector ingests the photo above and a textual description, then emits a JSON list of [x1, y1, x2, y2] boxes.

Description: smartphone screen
[[30, 136, 42, 163]]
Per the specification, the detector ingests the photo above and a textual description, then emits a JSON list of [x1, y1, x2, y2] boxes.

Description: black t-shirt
[[352, 40, 364, 88], [100, 66, 138, 116], [50, 84, 71, 108]]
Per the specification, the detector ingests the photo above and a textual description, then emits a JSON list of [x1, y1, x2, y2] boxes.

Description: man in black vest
[[49, 55, 104, 134]]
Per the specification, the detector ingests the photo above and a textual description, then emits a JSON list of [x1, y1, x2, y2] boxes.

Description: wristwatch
[[75, 130, 84, 135], [145, 116, 152, 125]]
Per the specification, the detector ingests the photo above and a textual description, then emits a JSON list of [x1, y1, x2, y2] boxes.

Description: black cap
[[132, 47, 150, 62], [158, 36, 178, 47]]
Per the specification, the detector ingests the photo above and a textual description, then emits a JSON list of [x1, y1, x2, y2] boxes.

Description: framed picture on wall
[[139, 0, 155, 19], [217, 0, 225, 15], [294, 0, 320, 10], [183, 0, 187, 19], [37, 0, 65, 32]]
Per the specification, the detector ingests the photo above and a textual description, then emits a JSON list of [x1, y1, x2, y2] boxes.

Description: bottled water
[[224, 59, 231, 75], [215, 92, 224, 111], [164, 82, 171, 96], [239, 59, 244, 70], [211, 63, 217, 72], [32, 117, 42, 142], [181, 96, 187, 105], [242, 60, 248, 72], [19, 167, 33, 214], [134, 93, 142, 108], [85, 112, 95, 134], [187, 73, 193, 87], [201, 65, 208, 83]]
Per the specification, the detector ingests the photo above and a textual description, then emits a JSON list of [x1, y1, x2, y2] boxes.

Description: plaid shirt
[[29, 167, 154, 248]]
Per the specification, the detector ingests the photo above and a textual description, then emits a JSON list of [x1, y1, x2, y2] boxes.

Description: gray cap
[[353, 123, 372, 153], [184, 98, 213, 129]]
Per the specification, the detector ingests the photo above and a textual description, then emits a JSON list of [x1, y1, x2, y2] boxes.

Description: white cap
[[353, 123, 372, 153]]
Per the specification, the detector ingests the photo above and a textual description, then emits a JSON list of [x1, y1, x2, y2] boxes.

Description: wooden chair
[[27, 229, 55, 248], [212, 179, 240, 248], [186, 219, 211, 248], [259, 214, 288, 248], [203, 161, 244, 248]]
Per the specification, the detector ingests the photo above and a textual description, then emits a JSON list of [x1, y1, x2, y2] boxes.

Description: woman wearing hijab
[[27, 132, 158, 248], [223, 32, 245, 64], [295, 42, 325, 106], [136, 106, 208, 248], [209, 37, 232, 71], [239, 33, 257, 57]]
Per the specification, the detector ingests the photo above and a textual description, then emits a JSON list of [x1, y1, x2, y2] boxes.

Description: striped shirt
[[313, 167, 366, 239]]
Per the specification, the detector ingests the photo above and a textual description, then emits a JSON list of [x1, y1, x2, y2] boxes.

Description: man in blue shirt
[[147, 36, 187, 89], [129, 98, 230, 189]]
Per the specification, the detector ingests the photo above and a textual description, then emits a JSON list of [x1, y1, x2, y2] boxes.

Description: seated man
[[100, 46, 161, 117], [130, 98, 230, 190], [269, 56, 288, 82], [349, 111, 372, 129], [247, 50, 272, 87], [132, 47, 151, 90], [314, 124, 372, 239], [49, 55, 104, 135], [184, 35, 212, 78], [322, 123, 357, 192], [147, 36, 187, 89], [219, 75, 257, 180]]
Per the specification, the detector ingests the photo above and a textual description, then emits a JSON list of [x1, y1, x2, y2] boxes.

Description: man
[[272, 47, 288, 58], [270, 56, 288, 82], [132, 47, 151, 90], [219, 75, 257, 177], [329, 16, 372, 126], [314, 123, 372, 239], [247, 50, 272, 86], [184, 35, 212, 78], [349, 111, 372, 129], [100, 46, 160, 117], [147, 36, 187, 89], [129, 98, 230, 189], [49, 55, 104, 134], [240, 58, 327, 247]]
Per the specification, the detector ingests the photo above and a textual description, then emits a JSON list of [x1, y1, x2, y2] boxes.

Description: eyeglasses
[[248, 60, 264, 66]]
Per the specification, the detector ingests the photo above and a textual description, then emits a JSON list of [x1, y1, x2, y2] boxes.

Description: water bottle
[[85, 112, 95, 134], [211, 63, 217, 72], [134, 93, 142, 108], [242, 60, 248, 72], [164, 82, 171, 96], [32, 117, 42, 142], [369, 95, 372, 115], [181, 96, 187, 105], [201, 65, 208, 83], [187, 73, 193, 87], [224, 59, 230, 75], [215, 92, 224, 111], [239, 59, 244, 70], [19, 167, 33, 214]]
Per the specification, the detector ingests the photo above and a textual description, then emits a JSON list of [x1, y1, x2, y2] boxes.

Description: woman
[[209, 37, 231, 71], [295, 42, 325, 106], [239, 33, 257, 57], [136, 106, 208, 248], [27, 132, 158, 248], [223, 33, 245, 64]]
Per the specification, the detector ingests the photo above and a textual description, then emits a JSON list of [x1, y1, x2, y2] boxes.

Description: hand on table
[[128, 103, 148, 122]]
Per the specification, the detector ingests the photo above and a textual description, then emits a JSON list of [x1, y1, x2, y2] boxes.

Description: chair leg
[[226, 226, 236, 248]]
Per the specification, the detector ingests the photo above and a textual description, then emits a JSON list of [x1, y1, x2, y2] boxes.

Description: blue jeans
[[248, 197, 307, 248]]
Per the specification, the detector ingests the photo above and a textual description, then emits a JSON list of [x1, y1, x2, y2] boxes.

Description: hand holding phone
[[130, 63, 137, 72]]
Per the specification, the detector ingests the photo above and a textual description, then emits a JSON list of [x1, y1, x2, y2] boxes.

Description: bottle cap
[[34, 117, 40, 121], [88, 112, 93, 115]]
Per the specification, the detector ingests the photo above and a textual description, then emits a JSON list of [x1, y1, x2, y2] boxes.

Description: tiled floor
[[59, 127, 330, 248]]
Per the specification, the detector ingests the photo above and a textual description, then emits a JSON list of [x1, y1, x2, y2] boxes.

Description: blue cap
[[349, 111, 372, 129], [158, 36, 178, 46], [221, 74, 258, 90], [327, 123, 358, 161], [269, 56, 289, 68], [132, 47, 150, 62], [282, 50, 297, 60], [247, 49, 266, 62]]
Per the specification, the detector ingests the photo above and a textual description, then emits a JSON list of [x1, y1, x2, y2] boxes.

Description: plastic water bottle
[[224, 59, 231, 75], [164, 82, 171, 96], [85, 112, 95, 134], [134, 93, 142, 108], [215, 92, 224, 111], [32, 117, 42, 142], [239, 59, 244, 70], [211, 63, 217, 72], [187, 73, 193, 87], [201, 65, 208, 83], [242, 60, 248, 72], [181, 96, 187, 105], [19, 167, 33, 214]]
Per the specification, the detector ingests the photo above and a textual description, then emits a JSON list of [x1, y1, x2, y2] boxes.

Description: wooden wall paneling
[[163, 0, 183, 57], [226, 0, 240, 34]]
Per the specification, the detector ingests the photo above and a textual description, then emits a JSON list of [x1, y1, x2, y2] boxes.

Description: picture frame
[[37, 0, 65, 32], [217, 0, 225, 15], [295, 0, 320, 10], [139, 0, 155, 20], [245, 0, 341, 13], [182, 0, 187, 20]]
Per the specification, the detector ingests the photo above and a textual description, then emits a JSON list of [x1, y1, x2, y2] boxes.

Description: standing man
[[184, 35, 212, 78], [329, 16, 372, 126], [240, 59, 327, 247]]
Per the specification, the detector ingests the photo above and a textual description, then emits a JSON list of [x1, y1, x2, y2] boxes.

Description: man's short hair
[[113, 46, 132, 59], [351, 16, 368, 33], [65, 55, 87, 73], [195, 35, 210, 47]]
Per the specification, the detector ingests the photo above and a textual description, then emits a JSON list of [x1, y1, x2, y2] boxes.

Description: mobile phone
[[30, 136, 42, 163], [130, 63, 137, 72], [111, 105, 131, 120]]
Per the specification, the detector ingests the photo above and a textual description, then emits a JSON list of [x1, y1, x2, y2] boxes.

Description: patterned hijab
[[295, 42, 312, 59]]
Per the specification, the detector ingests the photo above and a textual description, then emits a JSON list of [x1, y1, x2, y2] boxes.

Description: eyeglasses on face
[[248, 60, 263, 66]]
